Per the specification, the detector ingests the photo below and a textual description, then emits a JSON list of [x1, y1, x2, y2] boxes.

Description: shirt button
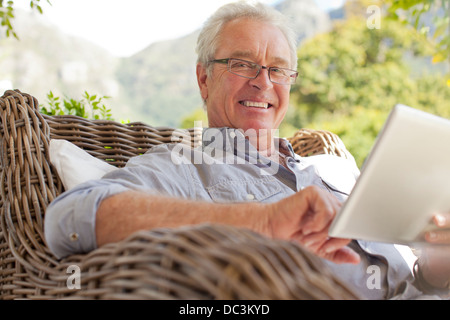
[[246, 194, 255, 200], [69, 232, 79, 242]]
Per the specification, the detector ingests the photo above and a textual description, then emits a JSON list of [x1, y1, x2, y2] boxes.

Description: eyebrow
[[230, 51, 291, 68]]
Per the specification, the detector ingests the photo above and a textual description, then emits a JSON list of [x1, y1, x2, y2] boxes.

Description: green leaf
[[433, 20, 448, 39], [40, 91, 114, 120]]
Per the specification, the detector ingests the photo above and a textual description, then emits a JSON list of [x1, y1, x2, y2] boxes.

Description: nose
[[248, 67, 273, 90]]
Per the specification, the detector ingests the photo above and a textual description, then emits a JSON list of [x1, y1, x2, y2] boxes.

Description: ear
[[196, 63, 209, 101]]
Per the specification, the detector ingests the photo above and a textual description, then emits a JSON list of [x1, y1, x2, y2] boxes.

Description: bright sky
[[18, 0, 344, 57]]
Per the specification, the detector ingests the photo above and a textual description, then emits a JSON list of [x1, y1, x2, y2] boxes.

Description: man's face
[[197, 18, 293, 133]]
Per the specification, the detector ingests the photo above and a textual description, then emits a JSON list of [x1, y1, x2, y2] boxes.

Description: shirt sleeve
[[44, 179, 132, 259], [44, 144, 193, 258]]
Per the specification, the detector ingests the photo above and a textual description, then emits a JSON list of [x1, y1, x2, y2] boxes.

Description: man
[[45, 1, 449, 299]]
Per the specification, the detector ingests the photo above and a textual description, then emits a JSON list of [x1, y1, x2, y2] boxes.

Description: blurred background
[[1, 0, 449, 167]]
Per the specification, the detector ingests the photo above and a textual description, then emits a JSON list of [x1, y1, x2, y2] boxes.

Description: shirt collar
[[201, 127, 296, 159]]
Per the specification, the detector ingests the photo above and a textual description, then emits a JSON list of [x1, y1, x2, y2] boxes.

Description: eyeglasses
[[209, 58, 298, 85]]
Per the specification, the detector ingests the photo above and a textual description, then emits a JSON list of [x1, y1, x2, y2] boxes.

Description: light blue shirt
[[45, 127, 426, 299]]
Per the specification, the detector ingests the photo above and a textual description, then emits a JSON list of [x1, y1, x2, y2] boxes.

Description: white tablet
[[328, 104, 450, 245]]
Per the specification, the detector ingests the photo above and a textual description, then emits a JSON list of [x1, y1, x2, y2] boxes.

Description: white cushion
[[49, 139, 116, 190]]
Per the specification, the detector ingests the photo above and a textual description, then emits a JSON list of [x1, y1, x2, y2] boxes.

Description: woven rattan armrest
[[0, 90, 358, 300]]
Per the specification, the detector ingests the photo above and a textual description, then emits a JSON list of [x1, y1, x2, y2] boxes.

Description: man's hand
[[266, 186, 360, 265], [419, 213, 450, 289]]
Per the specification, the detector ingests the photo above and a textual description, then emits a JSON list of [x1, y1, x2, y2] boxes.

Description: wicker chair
[[0, 90, 359, 300]]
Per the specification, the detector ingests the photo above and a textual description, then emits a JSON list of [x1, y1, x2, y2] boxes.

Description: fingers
[[425, 230, 450, 243], [292, 186, 359, 264], [300, 186, 342, 235], [425, 213, 450, 244], [305, 237, 360, 264], [270, 185, 360, 264], [325, 246, 361, 265], [433, 213, 450, 228], [295, 231, 360, 264]]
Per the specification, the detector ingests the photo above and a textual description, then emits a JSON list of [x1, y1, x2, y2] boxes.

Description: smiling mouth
[[239, 101, 273, 109]]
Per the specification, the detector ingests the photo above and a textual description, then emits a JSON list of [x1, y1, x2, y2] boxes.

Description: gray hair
[[196, 1, 298, 72]]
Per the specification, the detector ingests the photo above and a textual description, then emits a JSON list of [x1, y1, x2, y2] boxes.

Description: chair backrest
[[289, 128, 353, 159], [45, 113, 202, 167]]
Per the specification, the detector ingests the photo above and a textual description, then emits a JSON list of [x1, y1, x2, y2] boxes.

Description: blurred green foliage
[[0, 0, 50, 39], [280, 17, 449, 167], [180, 107, 208, 129], [385, 0, 449, 66]]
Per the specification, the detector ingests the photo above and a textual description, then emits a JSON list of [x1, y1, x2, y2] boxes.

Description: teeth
[[241, 101, 269, 109]]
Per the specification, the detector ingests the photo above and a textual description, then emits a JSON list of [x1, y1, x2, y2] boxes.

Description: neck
[[245, 129, 278, 158]]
